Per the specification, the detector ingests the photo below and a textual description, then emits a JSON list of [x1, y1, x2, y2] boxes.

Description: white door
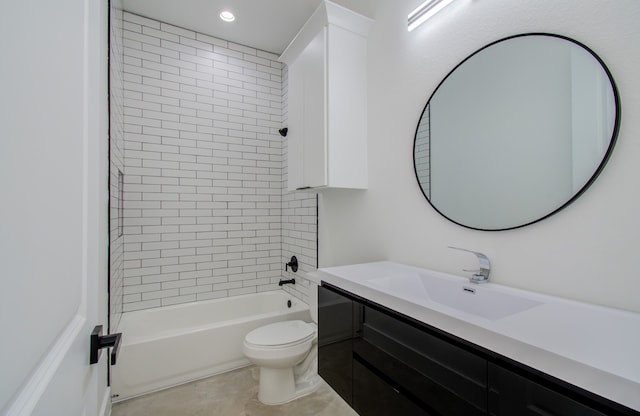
[[0, 0, 110, 415]]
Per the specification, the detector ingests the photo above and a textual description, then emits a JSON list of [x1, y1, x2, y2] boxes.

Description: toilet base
[[257, 367, 322, 405]]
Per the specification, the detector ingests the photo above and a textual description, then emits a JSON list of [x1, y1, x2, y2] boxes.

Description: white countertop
[[315, 261, 640, 411]]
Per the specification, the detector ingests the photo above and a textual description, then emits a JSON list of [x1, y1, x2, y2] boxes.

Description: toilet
[[242, 282, 322, 405]]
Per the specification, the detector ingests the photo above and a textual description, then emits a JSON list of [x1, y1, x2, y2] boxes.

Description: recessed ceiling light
[[219, 10, 235, 23]]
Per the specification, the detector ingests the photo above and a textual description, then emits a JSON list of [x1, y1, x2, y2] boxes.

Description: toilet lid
[[245, 320, 315, 347]]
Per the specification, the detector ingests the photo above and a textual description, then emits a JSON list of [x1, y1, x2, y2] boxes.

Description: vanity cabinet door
[[488, 364, 607, 416], [353, 358, 431, 416], [318, 285, 355, 404], [355, 305, 487, 416]]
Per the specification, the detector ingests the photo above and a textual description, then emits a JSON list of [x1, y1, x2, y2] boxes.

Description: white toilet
[[242, 282, 321, 405]]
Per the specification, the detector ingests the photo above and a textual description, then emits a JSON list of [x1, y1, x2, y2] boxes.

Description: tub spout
[[279, 278, 295, 286]]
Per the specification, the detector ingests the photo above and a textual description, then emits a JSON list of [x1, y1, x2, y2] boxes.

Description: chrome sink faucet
[[449, 247, 491, 284]]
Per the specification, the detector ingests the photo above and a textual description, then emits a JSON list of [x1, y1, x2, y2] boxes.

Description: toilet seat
[[245, 320, 315, 349]]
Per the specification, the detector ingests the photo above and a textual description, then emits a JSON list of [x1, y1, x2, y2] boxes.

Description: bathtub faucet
[[279, 278, 296, 286], [285, 256, 298, 273]]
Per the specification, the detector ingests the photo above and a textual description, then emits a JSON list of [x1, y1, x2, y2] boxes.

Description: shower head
[[279, 127, 288, 137]]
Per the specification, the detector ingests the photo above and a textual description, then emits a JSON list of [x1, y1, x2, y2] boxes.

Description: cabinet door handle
[[90, 325, 122, 366], [527, 404, 556, 416]]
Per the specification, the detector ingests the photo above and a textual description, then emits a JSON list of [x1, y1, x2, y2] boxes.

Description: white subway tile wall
[[121, 13, 317, 312], [110, 0, 125, 330]]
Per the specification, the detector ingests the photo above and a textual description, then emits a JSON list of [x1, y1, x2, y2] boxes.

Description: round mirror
[[413, 33, 620, 231]]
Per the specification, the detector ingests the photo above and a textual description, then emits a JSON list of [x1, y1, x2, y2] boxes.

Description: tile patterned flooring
[[111, 366, 358, 416]]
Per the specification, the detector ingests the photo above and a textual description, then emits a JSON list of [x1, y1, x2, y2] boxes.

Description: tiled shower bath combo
[[113, 12, 317, 315]]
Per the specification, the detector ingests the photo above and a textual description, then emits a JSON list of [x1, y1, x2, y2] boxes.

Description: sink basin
[[367, 273, 542, 320]]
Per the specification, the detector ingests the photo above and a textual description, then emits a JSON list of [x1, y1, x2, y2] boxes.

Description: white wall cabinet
[[280, 0, 372, 191]]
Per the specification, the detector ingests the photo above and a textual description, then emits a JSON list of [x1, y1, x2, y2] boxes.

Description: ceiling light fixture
[[219, 10, 235, 23], [408, 0, 456, 31]]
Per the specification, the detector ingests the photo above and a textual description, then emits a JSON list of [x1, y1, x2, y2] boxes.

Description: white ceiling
[[122, 0, 324, 54]]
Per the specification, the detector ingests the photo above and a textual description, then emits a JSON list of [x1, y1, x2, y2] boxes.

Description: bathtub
[[111, 291, 311, 401]]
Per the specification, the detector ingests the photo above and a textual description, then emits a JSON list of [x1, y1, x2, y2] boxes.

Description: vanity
[[316, 262, 640, 415]]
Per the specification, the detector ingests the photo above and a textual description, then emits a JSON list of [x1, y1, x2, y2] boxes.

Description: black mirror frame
[[413, 33, 621, 231]]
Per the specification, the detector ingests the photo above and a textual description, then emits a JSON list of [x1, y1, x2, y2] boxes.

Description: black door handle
[[90, 325, 122, 366]]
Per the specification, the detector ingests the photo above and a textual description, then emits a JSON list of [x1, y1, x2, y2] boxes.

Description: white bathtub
[[111, 291, 311, 401]]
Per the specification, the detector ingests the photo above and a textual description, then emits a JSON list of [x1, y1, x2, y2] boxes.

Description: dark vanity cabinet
[[354, 305, 486, 415], [487, 364, 612, 416], [318, 283, 639, 416], [319, 284, 484, 415], [317, 283, 356, 404]]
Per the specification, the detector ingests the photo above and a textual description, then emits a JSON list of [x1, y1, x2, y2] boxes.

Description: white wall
[[321, 0, 640, 313]]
